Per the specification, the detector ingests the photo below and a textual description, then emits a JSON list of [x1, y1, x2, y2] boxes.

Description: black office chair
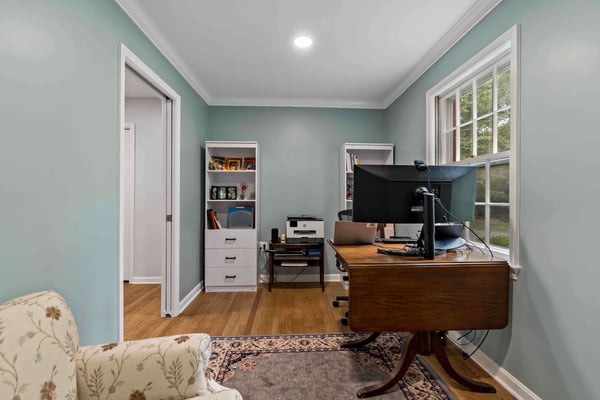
[[332, 209, 352, 325], [337, 209, 353, 221]]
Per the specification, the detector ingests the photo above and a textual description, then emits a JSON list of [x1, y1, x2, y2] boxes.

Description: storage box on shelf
[[205, 141, 259, 292]]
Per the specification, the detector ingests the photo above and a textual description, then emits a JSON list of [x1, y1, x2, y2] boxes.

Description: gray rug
[[209, 332, 455, 400]]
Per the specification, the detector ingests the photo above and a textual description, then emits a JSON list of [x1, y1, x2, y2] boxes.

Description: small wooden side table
[[268, 241, 324, 291]]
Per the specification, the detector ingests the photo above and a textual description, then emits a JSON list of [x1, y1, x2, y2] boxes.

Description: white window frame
[[426, 25, 521, 279]]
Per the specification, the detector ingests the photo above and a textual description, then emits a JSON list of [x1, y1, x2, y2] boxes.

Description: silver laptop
[[333, 221, 377, 245]]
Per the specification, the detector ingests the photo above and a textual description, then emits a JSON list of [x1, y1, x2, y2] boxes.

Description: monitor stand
[[417, 218, 467, 253], [435, 237, 466, 250], [435, 222, 466, 250], [416, 225, 466, 253], [421, 191, 435, 259], [415, 195, 466, 257]]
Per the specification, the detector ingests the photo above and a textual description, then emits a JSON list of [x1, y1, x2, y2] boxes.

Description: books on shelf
[[206, 209, 222, 229], [345, 152, 360, 172]]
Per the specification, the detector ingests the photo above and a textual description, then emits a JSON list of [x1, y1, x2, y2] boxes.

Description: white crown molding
[[115, 0, 213, 103], [210, 96, 385, 110], [116, 0, 501, 109], [382, 0, 503, 109]]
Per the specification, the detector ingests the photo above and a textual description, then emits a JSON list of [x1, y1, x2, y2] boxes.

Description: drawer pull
[[225, 237, 237, 242], [225, 256, 237, 261], [225, 275, 237, 279]]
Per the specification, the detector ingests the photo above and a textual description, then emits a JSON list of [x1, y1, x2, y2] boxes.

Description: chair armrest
[[76, 333, 240, 400]]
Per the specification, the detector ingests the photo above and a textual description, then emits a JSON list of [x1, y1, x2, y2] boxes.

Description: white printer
[[286, 216, 324, 243]]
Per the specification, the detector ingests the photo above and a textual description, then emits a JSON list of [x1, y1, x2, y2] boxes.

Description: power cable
[[462, 330, 489, 360]]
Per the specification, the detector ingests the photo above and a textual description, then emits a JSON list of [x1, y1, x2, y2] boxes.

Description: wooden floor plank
[[124, 282, 515, 400]]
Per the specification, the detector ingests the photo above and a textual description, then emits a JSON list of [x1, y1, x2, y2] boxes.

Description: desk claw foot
[[432, 332, 496, 393], [354, 333, 418, 398]]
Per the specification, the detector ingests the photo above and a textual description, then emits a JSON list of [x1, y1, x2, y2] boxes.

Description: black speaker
[[271, 228, 279, 243]]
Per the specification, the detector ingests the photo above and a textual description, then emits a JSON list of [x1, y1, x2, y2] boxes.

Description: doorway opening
[[118, 44, 181, 341]]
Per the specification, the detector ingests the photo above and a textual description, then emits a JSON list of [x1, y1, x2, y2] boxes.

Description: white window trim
[[426, 25, 521, 279]]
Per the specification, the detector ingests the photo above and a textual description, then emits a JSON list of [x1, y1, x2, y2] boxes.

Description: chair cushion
[[0, 290, 80, 400]]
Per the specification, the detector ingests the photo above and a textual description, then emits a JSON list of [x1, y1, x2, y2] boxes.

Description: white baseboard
[[447, 332, 541, 400], [128, 276, 161, 284], [259, 273, 343, 284], [205, 286, 257, 292], [175, 281, 203, 315]]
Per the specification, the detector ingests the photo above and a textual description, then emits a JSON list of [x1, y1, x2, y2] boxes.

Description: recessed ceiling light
[[294, 36, 313, 48]]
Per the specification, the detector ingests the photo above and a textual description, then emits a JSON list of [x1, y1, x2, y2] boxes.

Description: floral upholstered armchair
[[0, 290, 242, 400]]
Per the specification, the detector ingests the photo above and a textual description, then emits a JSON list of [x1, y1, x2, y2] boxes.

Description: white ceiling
[[116, 0, 501, 109]]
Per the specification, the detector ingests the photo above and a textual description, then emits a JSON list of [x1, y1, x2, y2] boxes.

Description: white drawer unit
[[204, 226, 257, 292], [204, 141, 259, 292]]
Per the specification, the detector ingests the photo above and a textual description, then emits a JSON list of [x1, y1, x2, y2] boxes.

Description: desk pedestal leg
[[354, 332, 495, 398], [431, 331, 496, 393], [356, 333, 418, 398]]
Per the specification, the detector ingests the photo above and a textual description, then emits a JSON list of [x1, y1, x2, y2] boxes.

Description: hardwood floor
[[124, 282, 515, 400]]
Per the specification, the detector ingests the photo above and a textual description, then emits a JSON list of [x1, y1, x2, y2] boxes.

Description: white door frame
[[118, 44, 181, 340], [123, 122, 136, 282]]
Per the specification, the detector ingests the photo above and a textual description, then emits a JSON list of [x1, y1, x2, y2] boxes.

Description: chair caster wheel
[[341, 317, 349, 326], [332, 301, 340, 308]]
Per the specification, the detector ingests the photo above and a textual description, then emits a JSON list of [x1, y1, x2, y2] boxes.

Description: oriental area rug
[[209, 332, 455, 400]]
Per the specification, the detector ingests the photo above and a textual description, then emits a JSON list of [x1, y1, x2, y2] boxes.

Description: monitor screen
[[352, 164, 477, 226]]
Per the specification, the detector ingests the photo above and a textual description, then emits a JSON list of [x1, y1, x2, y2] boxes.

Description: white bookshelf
[[341, 143, 394, 211], [205, 141, 258, 292]]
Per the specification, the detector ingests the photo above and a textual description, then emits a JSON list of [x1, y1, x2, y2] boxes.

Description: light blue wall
[[385, 0, 600, 398], [0, 0, 208, 344], [207, 106, 386, 274]]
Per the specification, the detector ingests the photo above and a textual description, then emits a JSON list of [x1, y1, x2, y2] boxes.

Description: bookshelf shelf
[[207, 200, 257, 203], [207, 170, 256, 174]]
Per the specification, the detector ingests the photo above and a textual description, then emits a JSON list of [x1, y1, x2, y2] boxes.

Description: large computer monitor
[[352, 163, 477, 259]]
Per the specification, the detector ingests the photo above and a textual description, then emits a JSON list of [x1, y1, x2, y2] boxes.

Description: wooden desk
[[328, 240, 510, 398], [268, 242, 324, 291]]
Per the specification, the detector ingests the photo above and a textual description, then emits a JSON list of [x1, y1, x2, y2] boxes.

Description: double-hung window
[[426, 26, 520, 274]]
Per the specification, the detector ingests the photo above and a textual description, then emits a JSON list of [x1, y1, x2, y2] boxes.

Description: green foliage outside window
[[456, 66, 510, 160]]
